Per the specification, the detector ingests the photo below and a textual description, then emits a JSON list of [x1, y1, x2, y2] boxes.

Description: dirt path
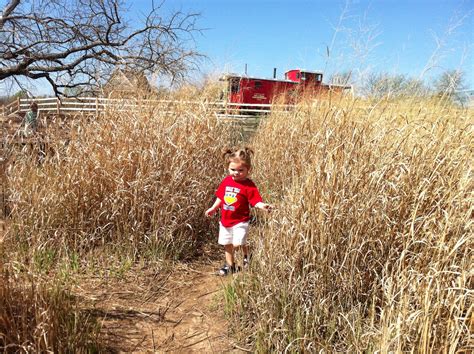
[[1, 220, 244, 352], [75, 260, 247, 353]]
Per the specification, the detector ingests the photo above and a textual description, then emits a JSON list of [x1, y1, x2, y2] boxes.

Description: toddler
[[205, 147, 272, 275]]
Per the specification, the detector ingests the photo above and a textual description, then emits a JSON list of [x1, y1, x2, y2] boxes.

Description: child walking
[[205, 147, 272, 276], [23, 101, 39, 137]]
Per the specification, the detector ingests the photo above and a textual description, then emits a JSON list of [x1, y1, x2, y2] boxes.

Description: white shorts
[[218, 221, 249, 246]]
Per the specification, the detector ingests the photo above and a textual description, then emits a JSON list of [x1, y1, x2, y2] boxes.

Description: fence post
[[57, 97, 60, 114], [96, 97, 99, 116]]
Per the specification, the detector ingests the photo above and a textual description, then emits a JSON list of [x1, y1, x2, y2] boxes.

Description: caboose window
[[316, 74, 322, 81], [255, 81, 262, 89], [230, 79, 239, 93]]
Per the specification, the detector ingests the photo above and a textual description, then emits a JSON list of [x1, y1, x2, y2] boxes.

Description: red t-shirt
[[216, 175, 263, 227]]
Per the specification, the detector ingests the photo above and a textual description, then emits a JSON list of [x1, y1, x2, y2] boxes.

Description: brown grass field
[[237, 96, 473, 352], [0, 90, 472, 351]]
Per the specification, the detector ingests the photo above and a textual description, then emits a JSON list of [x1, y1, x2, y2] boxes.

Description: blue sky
[[154, 0, 473, 87], [1, 0, 472, 95]]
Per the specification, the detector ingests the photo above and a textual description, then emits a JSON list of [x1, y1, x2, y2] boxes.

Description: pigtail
[[242, 147, 254, 160], [222, 146, 253, 168], [222, 148, 234, 162]]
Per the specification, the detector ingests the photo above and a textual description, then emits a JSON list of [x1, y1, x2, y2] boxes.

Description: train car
[[220, 68, 351, 106]]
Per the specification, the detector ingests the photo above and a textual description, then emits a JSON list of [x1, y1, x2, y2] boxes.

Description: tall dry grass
[[232, 98, 472, 351], [0, 262, 100, 351], [5, 99, 229, 261], [1, 93, 231, 350]]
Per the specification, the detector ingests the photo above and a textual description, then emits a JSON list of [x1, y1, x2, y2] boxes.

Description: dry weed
[[5, 98, 229, 260], [234, 97, 473, 352], [0, 265, 100, 351]]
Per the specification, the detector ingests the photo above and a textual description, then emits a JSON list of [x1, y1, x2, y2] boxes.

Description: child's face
[[228, 161, 250, 181]]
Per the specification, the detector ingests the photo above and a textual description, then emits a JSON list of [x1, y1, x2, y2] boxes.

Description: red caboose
[[220, 68, 351, 105]]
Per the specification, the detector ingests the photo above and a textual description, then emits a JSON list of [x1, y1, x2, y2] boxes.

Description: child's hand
[[255, 202, 273, 212], [262, 204, 274, 212], [205, 207, 217, 217], [206, 198, 222, 217]]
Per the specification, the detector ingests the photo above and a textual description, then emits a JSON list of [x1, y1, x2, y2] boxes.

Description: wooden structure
[[103, 68, 153, 98]]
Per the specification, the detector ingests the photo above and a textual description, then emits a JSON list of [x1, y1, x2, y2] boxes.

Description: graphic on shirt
[[224, 186, 240, 205]]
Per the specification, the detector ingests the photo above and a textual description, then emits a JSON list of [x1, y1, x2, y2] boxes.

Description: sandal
[[243, 254, 252, 268], [218, 264, 236, 276]]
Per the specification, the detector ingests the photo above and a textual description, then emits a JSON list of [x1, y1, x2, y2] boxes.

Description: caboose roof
[[285, 69, 324, 75], [220, 73, 296, 83]]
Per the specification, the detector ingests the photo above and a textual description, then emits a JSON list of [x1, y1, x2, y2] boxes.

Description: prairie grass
[[1, 86, 471, 351], [1, 93, 230, 350], [232, 97, 473, 351], [5, 98, 229, 262], [0, 261, 100, 351]]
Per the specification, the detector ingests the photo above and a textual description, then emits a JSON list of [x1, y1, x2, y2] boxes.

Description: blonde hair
[[222, 147, 254, 168]]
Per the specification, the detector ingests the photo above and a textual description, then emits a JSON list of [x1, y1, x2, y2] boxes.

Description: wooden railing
[[1, 98, 20, 117], [15, 97, 294, 117]]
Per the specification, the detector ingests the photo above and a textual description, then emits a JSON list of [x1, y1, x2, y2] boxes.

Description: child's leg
[[236, 222, 250, 266], [219, 223, 235, 270], [242, 243, 251, 267], [224, 244, 235, 267], [242, 243, 249, 258], [233, 245, 243, 268]]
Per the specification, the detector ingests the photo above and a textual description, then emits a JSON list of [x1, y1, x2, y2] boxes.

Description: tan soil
[[0, 214, 247, 352], [74, 260, 248, 353]]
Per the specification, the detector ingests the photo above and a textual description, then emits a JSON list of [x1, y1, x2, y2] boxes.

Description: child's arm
[[205, 198, 222, 217], [254, 202, 273, 212]]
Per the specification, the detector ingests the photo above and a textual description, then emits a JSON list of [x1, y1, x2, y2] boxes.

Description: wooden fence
[[1, 97, 295, 118]]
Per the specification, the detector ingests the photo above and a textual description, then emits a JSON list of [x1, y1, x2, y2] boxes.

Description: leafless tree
[[0, 0, 202, 96], [433, 69, 466, 97], [362, 72, 429, 98]]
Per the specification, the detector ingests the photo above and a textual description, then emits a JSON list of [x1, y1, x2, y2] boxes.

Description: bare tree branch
[[0, 0, 202, 96], [0, 0, 20, 28]]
